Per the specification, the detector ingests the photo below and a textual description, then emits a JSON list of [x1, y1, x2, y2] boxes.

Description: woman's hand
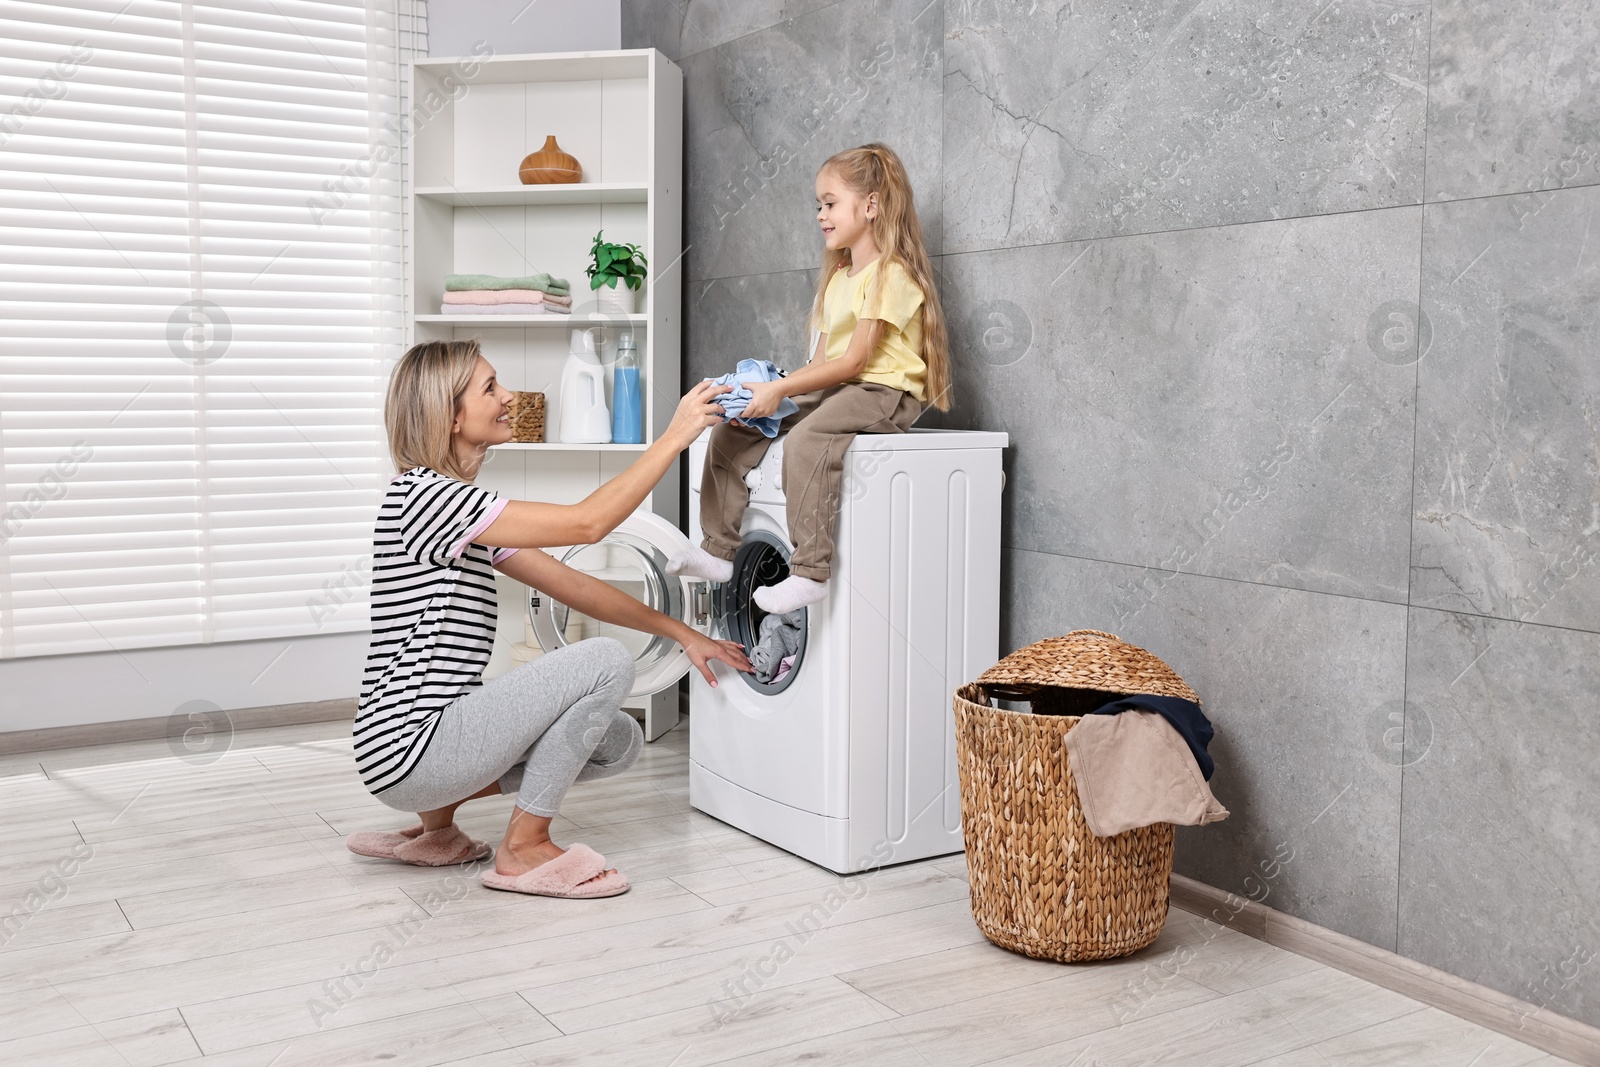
[[684, 634, 753, 688], [664, 380, 734, 449], [734, 379, 787, 423]]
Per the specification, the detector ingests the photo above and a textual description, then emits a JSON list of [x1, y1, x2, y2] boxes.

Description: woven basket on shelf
[[505, 392, 545, 443], [953, 629, 1199, 962]]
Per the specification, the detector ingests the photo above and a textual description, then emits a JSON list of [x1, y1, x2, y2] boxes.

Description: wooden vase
[[518, 135, 582, 184]]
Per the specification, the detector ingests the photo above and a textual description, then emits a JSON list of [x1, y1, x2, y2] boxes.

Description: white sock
[[666, 545, 733, 582], [752, 575, 827, 613]]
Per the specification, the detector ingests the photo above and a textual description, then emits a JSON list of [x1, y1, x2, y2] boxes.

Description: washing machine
[[528, 425, 1007, 874]]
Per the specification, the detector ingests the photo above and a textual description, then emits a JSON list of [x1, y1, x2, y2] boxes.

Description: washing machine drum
[[525, 513, 807, 698], [715, 529, 808, 694]]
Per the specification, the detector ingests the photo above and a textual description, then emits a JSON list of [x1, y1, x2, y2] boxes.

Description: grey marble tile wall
[[1400, 606, 1600, 1030], [1413, 183, 1600, 633], [942, 1, 1430, 248], [679, 0, 943, 281], [624, 0, 1600, 1028]]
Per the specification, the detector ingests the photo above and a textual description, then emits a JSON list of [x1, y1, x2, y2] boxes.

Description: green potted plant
[[586, 229, 648, 314]]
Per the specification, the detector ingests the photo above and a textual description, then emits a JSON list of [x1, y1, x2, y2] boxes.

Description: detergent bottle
[[610, 332, 642, 444], [557, 327, 612, 443]]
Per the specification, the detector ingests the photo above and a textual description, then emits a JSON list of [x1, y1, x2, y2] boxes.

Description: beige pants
[[699, 381, 921, 581]]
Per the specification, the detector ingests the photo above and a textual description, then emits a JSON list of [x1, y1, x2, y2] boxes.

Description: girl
[[346, 339, 750, 898], [667, 143, 952, 612]]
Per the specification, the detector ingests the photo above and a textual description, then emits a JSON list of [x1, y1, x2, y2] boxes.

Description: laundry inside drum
[[726, 532, 808, 694]]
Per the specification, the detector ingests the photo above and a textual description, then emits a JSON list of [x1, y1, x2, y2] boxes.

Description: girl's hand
[[735, 380, 786, 423], [685, 635, 753, 687], [665, 380, 734, 449]]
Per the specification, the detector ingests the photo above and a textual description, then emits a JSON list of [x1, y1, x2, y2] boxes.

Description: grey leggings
[[376, 638, 642, 818]]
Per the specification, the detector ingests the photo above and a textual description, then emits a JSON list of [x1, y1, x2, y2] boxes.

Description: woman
[[345, 339, 751, 899]]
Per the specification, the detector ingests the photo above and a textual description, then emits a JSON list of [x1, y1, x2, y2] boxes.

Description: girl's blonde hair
[[808, 143, 952, 411], [385, 338, 483, 482]]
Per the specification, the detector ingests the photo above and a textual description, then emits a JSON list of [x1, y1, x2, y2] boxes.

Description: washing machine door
[[526, 510, 712, 698]]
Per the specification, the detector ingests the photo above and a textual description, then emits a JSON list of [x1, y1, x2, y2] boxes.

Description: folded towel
[[446, 272, 570, 296], [442, 302, 549, 315], [444, 289, 547, 305], [442, 290, 575, 308]]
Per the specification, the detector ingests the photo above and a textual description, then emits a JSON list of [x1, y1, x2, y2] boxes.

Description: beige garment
[[1063, 710, 1229, 837]]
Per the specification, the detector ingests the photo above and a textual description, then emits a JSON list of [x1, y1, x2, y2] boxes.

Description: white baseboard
[[1170, 874, 1600, 1066], [0, 698, 356, 756]]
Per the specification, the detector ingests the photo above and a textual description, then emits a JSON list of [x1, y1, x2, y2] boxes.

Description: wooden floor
[[0, 717, 1574, 1067]]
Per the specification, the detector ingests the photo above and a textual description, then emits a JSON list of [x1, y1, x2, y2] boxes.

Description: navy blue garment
[[1089, 695, 1216, 780], [703, 358, 800, 438]]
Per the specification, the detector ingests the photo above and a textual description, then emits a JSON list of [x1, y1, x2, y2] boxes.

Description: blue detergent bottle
[[611, 333, 643, 444]]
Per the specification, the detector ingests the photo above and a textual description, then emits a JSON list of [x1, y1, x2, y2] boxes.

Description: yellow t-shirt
[[818, 255, 928, 403]]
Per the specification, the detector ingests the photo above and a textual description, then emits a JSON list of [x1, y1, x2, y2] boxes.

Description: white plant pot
[[595, 284, 637, 316]]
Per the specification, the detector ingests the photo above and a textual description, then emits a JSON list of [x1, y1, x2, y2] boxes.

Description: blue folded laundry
[[703, 358, 800, 438]]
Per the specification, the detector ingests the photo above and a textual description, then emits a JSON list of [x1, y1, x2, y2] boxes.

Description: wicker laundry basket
[[953, 629, 1200, 962], [506, 391, 546, 443]]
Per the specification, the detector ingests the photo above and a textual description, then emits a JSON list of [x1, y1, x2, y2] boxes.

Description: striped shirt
[[354, 467, 519, 794]]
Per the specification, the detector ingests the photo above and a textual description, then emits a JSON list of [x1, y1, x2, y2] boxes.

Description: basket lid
[[976, 629, 1200, 704]]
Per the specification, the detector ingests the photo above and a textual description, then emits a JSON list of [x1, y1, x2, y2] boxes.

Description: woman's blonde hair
[[385, 338, 483, 482], [808, 143, 952, 411]]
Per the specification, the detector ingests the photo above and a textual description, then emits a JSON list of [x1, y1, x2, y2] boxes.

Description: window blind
[[0, 0, 422, 658]]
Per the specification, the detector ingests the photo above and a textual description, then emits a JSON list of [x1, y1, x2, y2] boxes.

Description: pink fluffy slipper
[[479, 843, 630, 898], [345, 823, 424, 856], [346, 823, 490, 866]]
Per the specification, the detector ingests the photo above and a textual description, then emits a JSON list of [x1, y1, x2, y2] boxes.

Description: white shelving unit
[[407, 49, 684, 733], [416, 183, 649, 206], [413, 314, 651, 326]]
